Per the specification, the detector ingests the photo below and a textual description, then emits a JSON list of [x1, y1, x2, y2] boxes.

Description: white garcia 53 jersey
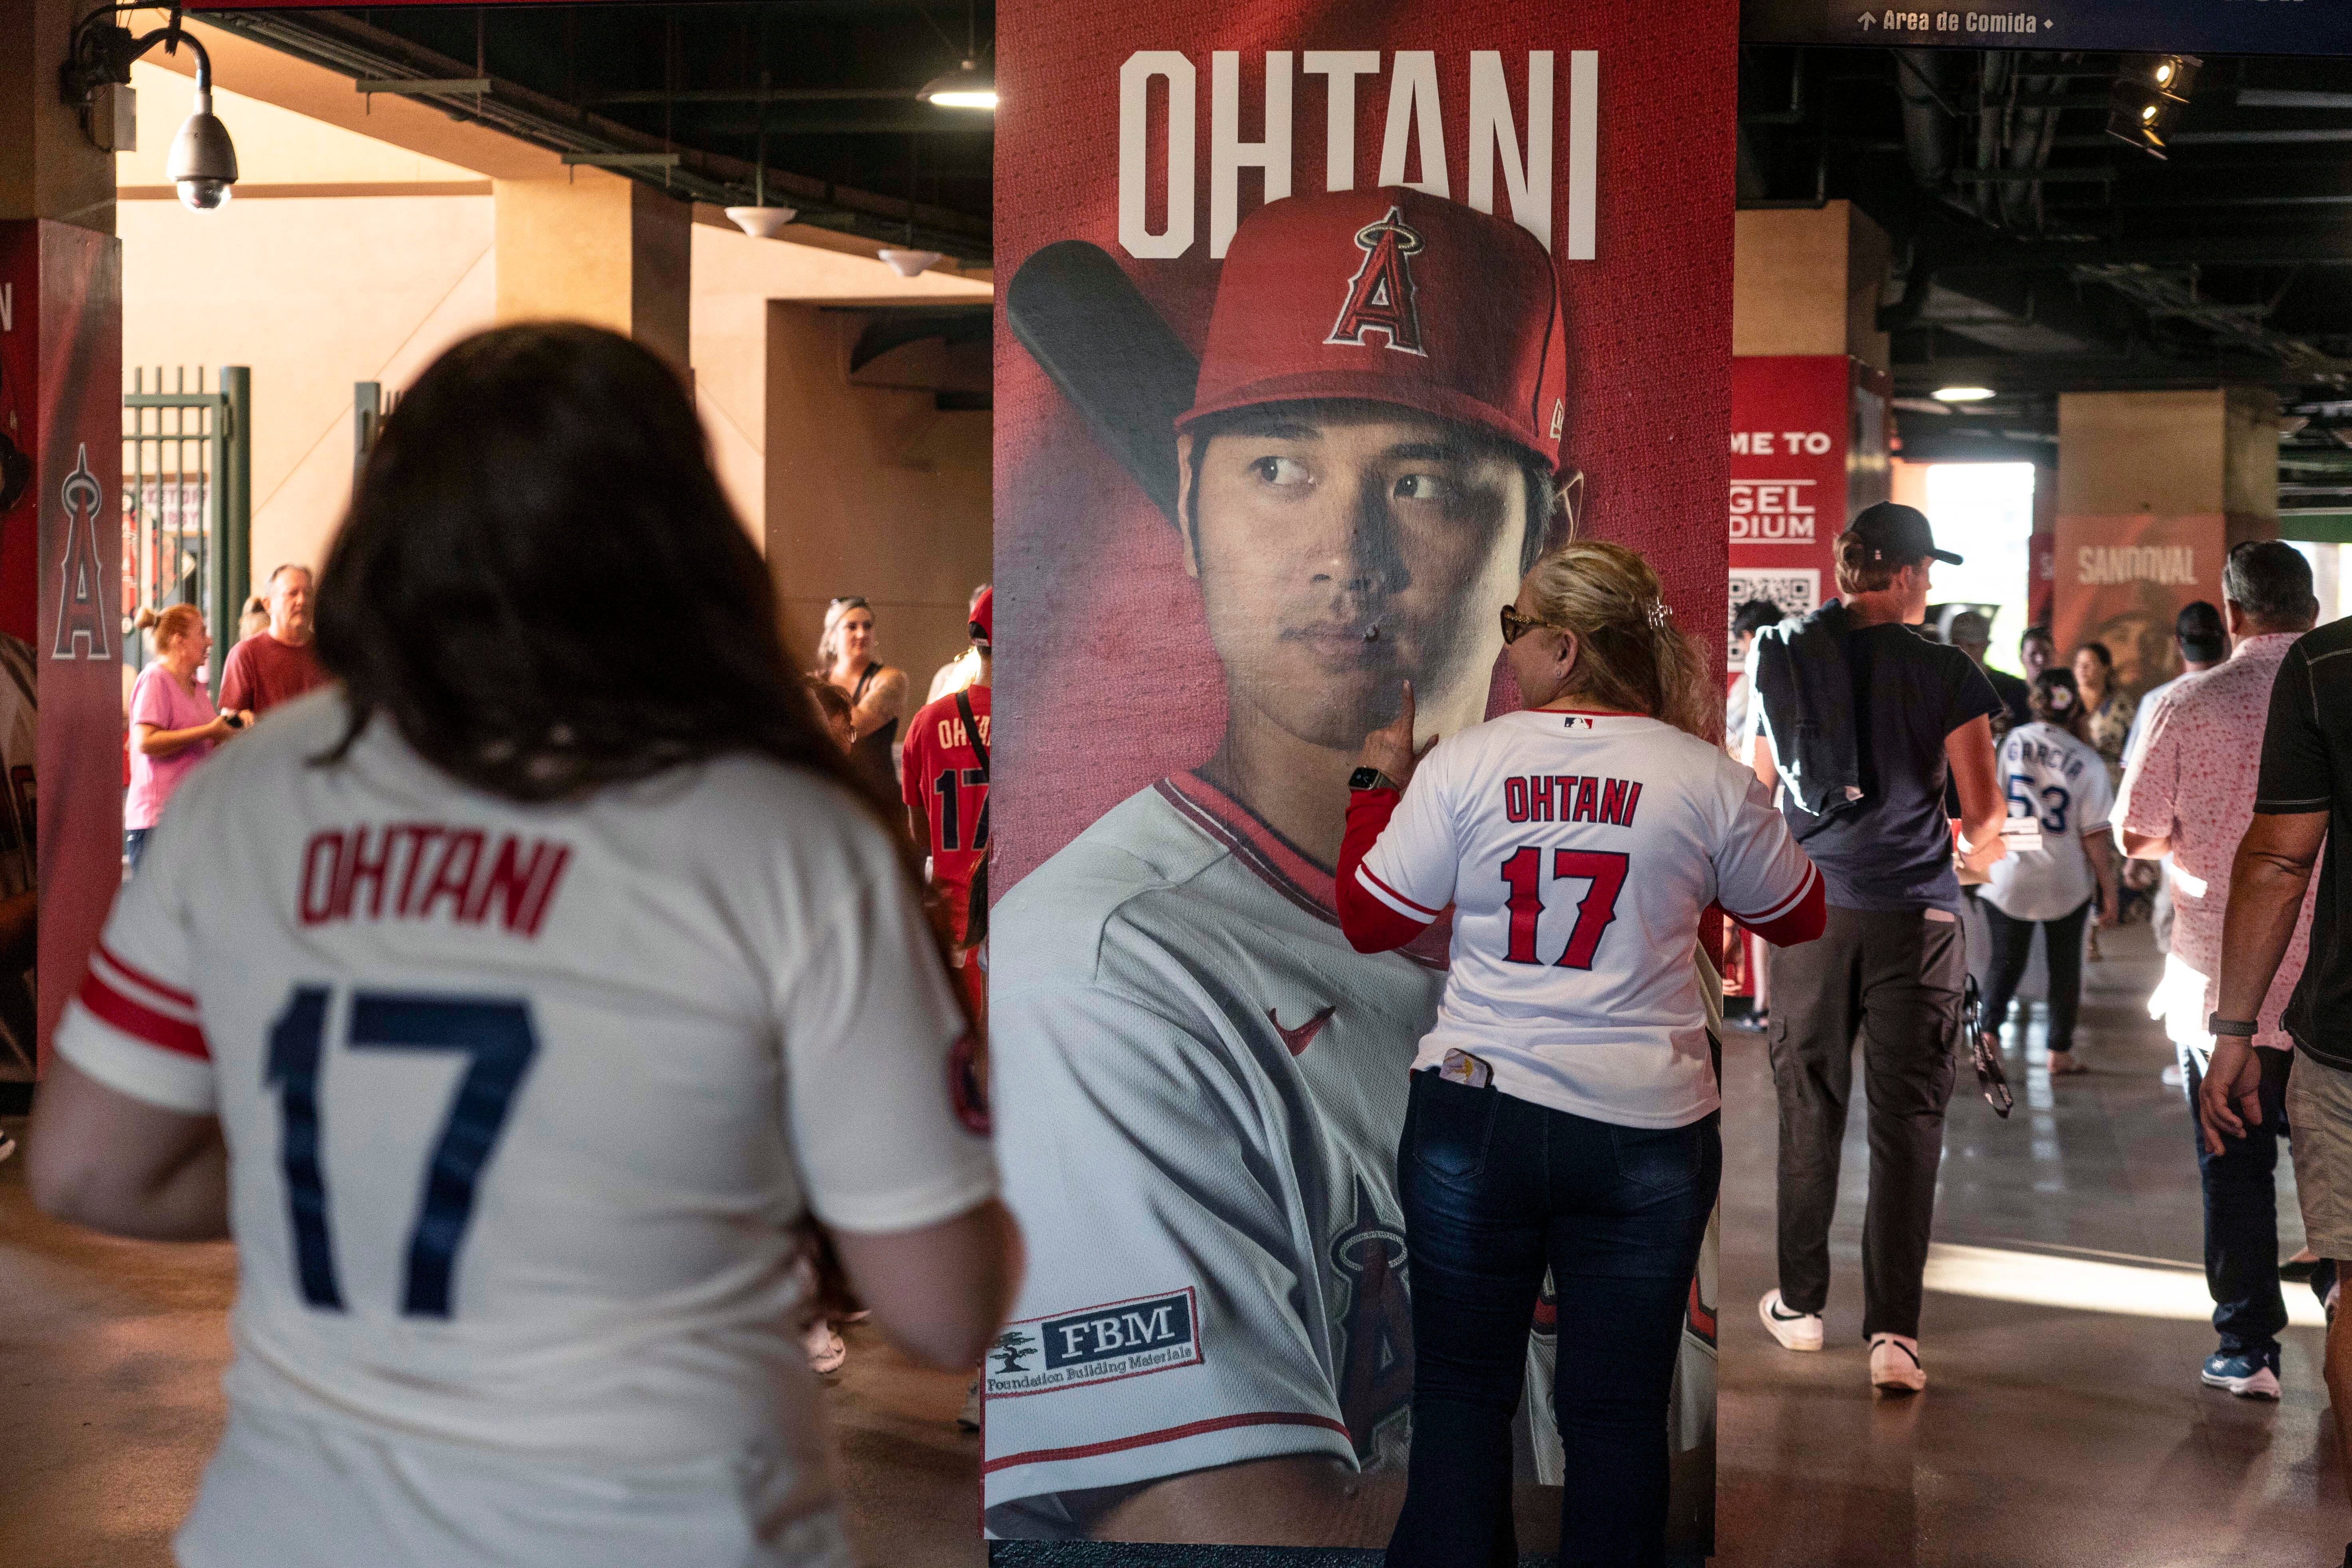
[[55, 690, 994, 1568]]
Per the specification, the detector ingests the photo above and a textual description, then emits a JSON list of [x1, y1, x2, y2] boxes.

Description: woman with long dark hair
[[1978, 667, 2118, 1076], [1336, 540, 1825, 1567], [29, 323, 1019, 1568]]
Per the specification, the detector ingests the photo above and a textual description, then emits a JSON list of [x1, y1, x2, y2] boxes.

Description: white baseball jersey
[[1356, 709, 1817, 1128], [1984, 721, 2113, 923], [55, 690, 995, 1568], [983, 771, 1449, 1530], [982, 769, 1724, 1536]]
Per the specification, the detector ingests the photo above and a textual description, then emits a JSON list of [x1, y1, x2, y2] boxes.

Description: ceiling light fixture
[[2108, 53, 2200, 160], [917, 1, 996, 111], [1933, 386, 1997, 404], [878, 248, 946, 277], [917, 61, 997, 111]]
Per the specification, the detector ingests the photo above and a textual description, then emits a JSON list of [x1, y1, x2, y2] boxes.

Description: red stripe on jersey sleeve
[[1738, 864, 1825, 948], [981, 1410, 1351, 1473], [1335, 789, 1428, 954], [78, 970, 210, 1059], [99, 939, 196, 1009]]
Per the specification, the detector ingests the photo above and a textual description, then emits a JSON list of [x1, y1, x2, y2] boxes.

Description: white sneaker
[[804, 1319, 846, 1376], [0, 1127, 15, 1163], [1759, 1289, 1823, 1352], [2161, 1064, 2185, 1088], [1869, 1333, 1925, 1394]]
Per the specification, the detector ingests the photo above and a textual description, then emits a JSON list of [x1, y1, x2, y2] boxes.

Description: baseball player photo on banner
[[987, 1, 1738, 1555]]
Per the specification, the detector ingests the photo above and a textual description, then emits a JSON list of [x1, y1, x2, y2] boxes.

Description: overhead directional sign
[[1744, 1, 2352, 54]]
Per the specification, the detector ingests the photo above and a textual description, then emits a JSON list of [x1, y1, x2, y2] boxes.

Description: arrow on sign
[[1858, 11, 1875, 26]]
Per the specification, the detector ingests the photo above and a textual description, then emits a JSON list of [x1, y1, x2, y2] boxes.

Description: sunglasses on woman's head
[[1499, 605, 1570, 645]]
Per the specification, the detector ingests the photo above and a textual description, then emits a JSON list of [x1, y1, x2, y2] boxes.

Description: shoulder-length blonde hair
[[814, 595, 873, 672], [1522, 540, 1713, 741]]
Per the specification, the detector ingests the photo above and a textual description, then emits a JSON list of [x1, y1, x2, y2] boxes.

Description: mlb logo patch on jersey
[[984, 1287, 1202, 1398]]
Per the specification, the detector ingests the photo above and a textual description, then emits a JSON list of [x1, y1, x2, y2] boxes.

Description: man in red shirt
[[902, 589, 992, 1018], [218, 563, 327, 718]]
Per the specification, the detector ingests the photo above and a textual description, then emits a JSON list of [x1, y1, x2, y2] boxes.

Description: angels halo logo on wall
[[1326, 206, 1429, 356]]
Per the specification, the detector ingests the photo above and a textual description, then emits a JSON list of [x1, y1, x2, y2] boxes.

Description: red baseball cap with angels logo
[[1176, 186, 1570, 474], [968, 585, 993, 648]]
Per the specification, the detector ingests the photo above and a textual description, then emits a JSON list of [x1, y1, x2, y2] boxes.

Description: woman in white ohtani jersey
[[28, 324, 1020, 1568], [1978, 667, 2118, 1076], [1334, 540, 1825, 1568]]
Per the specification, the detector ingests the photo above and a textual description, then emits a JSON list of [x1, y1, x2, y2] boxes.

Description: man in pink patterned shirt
[[2117, 540, 2324, 1400]]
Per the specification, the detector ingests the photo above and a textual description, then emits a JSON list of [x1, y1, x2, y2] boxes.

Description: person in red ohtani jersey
[[903, 588, 992, 1020]]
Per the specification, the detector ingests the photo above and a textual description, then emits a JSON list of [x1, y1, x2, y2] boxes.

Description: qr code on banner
[[1726, 569, 1819, 665]]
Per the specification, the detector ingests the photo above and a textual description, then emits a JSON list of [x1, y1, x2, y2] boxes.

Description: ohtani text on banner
[[1118, 51, 1597, 261]]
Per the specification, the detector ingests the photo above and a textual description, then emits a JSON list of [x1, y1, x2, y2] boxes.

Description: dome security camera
[[166, 85, 238, 211]]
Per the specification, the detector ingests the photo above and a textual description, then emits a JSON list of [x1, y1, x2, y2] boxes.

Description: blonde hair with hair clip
[[1522, 540, 1713, 741]]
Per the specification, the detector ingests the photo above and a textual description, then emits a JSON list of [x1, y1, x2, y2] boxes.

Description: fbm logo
[[984, 1287, 1204, 1397]]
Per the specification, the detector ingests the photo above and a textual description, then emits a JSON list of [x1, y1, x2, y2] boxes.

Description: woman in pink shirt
[[126, 605, 247, 872]]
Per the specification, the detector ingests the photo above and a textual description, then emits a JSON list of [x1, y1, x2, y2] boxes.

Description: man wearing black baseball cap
[[1742, 501, 2008, 1395]]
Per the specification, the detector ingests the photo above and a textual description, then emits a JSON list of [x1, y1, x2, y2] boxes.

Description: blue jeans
[[1385, 1071, 1718, 1568], [123, 827, 151, 875], [2179, 1041, 2334, 1358]]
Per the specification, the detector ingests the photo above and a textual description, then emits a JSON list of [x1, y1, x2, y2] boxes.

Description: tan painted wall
[[765, 303, 992, 697], [118, 190, 495, 591], [1733, 202, 1889, 372], [690, 218, 990, 550], [121, 57, 995, 618], [2058, 390, 2229, 515]]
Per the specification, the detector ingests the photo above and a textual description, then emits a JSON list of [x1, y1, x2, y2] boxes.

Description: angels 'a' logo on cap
[[1325, 206, 1428, 358]]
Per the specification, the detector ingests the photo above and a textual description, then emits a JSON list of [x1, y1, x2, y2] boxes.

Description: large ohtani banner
[[985, 1, 1736, 1555]]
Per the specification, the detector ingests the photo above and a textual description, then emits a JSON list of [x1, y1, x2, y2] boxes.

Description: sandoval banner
[[986, 3, 1736, 1556], [2051, 510, 2225, 700]]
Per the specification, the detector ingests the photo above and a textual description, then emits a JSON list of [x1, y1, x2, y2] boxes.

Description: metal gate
[[122, 366, 250, 695]]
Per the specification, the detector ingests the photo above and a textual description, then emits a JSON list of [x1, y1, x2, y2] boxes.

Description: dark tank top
[[849, 662, 897, 788]]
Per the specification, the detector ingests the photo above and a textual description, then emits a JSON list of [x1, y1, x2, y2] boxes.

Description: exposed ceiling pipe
[[1895, 49, 1956, 194]]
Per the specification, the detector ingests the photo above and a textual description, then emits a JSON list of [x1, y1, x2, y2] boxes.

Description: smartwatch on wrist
[[2207, 1013, 2259, 1038], [1349, 766, 1401, 792]]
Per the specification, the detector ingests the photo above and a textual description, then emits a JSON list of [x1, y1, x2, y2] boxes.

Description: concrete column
[[764, 301, 992, 693], [2054, 387, 2279, 697], [493, 170, 690, 370], [1732, 200, 1891, 373], [0, 0, 116, 233]]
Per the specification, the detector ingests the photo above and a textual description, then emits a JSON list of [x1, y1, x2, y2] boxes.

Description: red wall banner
[[2050, 511, 2223, 699], [1724, 355, 1891, 664], [1727, 356, 1845, 666], [0, 220, 122, 1087], [987, 3, 1735, 1555]]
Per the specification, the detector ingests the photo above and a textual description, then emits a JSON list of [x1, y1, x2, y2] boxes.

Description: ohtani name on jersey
[[1502, 774, 1641, 827], [933, 712, 991, 750], [297, 824, 572, 936]]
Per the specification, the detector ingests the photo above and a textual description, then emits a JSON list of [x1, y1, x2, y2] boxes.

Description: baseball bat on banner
[[1005, 241, 1199, 526]]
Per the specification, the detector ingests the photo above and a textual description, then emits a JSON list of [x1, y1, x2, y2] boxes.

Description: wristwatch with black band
[[2207, 1013, 2260, 1038], [1349, 766, 1402, 792]]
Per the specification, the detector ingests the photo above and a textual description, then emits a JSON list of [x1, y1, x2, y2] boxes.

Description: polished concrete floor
[[1720, 919, 2345, 1567], [6, 919, 2346, 1566]]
